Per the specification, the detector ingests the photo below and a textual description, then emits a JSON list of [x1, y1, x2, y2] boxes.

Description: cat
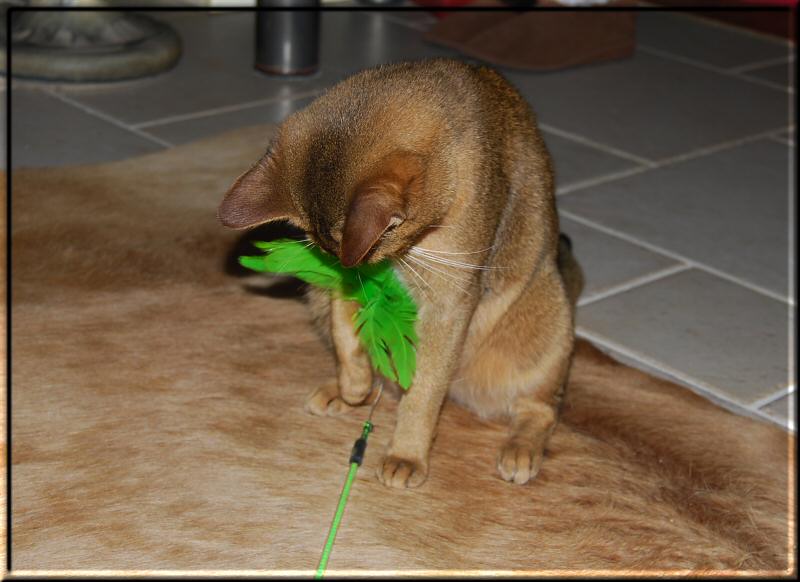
[[218, 58, 583, 488]]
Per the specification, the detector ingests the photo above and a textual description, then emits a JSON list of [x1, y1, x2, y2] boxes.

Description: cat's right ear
[[217, 154, 295, 229]]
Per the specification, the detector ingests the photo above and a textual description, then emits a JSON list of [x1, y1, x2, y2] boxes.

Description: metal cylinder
[[255, 0, 320, 76]]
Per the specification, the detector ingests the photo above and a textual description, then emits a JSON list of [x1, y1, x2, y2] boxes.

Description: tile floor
[[8, 8, 796, 430]]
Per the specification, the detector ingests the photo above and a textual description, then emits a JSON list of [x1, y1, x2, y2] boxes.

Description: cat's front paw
[[339, 384, 373, 406], [377, 455, 428, 488], [497, 440, 544, 485], [304, 382, 356, 416]]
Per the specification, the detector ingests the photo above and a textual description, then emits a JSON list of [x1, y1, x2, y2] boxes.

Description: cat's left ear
[[340, 151, 424, 268], [340, 190, 406, 268], [217, 150, 296, 229]]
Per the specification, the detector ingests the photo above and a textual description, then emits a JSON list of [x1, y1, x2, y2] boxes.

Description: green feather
[[353, 299, 395, 382], [239, 238, 418, 389]]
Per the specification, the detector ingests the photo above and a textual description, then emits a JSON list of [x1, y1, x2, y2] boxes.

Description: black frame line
[[1, 4, 796, 11]]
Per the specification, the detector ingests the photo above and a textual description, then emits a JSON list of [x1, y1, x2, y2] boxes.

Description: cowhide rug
[[8, 124, 794, 575]]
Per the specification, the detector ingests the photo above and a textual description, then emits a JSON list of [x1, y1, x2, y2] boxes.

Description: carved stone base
[[0, 10, 182, 82]]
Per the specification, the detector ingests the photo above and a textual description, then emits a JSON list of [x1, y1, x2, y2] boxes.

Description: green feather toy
[[239, 239, 418, 390]]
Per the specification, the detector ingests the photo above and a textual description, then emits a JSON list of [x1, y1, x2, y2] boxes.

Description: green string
[[315, 461, 360, 579], [315, 420, 374, 579]]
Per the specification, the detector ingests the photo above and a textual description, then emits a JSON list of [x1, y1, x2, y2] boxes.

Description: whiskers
[[404, 252, 474, 297], [396, 243, 512, 298], [412, 244, 496, 256], [408, 246, 505, 272], [397, 257, 434, 303]]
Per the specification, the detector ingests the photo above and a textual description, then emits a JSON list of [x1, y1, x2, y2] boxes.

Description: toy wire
[[314, 383, 384, 579]]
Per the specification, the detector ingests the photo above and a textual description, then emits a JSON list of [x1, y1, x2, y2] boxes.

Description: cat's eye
[[386, 215, 404, 230]]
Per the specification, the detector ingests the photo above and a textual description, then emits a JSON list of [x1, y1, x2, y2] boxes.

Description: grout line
[[133, 88, 324, 129], [748, 404, 794, 432], [656, 9, 793, 49], [737, 73, 795, 95], [769, 134, 795, 147], [45, 90, 174, 148], [557, 125, 790, 196], [577, 264, 690, 307], [637, 44, 793, 94], [576, 327, 795, 432], [730, 55, 794, 74], [636, 45, 735, 74], [755, 395, 795, 433], [709, 22, 794, 50], [651, 126, 791, 166], [577, 263, 692, 308], [560, 209, 793, 306], [539, 122, 657, 168], [557, 166, 650, 196], [752, 384, 796, 410]]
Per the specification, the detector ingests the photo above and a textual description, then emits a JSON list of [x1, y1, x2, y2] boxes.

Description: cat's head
[[217, 136, 436, 268]]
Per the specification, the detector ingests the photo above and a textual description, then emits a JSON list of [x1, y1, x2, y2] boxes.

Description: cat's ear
[[217, 153, 295, 229], [340, 189, 406, 268], [340, 152, 423, 268]]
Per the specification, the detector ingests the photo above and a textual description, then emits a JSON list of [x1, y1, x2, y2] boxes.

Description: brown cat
[[218, 58, 583, 488]]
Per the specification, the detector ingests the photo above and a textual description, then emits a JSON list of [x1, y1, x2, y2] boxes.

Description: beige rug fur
[[9, 125, 794, 575]]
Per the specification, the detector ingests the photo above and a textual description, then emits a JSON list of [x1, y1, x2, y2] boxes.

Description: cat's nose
[[339, 252, 360, 269]]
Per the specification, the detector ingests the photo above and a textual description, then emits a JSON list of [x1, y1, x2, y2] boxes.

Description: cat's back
[[320, 59, 484, 111], [275, 59, 549, 222], [284, 59, 528, 145]]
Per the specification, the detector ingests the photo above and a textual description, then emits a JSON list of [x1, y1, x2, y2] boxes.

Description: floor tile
[[559, 139, 791, 298], [145, 94, 317, 146], [576, 269, 790, 406], [559, 216, 679, 298], [760, 390, 796, 430], [54, 11, 453, 126], [636, 11, 788, 70], [503, 51, 789, 162], [585, 337, 700, 391], [581, 336, 778, 424], [743, 61, 794, 89], [542, 131, 641, 191], [49, 13, 331, 126], [11, 89, 164, 168]]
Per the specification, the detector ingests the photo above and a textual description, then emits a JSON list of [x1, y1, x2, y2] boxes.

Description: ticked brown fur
[[219, 59, 582, 488]]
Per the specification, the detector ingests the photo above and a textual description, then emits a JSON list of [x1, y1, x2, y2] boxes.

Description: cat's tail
[[557, 233, 584, 308]]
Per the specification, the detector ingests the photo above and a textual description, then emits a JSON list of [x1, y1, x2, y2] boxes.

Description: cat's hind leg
[[496, 357, 569, 484], [458, 268, 574, 484], [494, 297, 572, 484]]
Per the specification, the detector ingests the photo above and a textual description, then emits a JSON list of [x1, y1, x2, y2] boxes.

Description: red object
[[412, 0, 476, 18]]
